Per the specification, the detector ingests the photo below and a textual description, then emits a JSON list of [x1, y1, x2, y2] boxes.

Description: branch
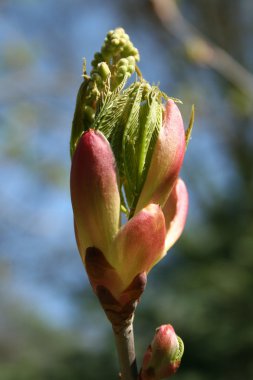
[[113, 323, 138, 380], [151, 0, 253, 99]]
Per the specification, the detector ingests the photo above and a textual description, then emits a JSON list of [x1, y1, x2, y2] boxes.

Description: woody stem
[[113, 322, 138, 380]]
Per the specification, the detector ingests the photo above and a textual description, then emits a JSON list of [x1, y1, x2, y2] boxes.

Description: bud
[[70, 28, 191, 327], [140, 325, 184, 380], [70, 129, 188, 325], [70, 130, 167, 297]]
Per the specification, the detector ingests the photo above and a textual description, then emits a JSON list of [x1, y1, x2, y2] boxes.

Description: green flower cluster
[[90, 28, 140, 93], [92, 27, 139, 67], [70, 28, 141, 157]]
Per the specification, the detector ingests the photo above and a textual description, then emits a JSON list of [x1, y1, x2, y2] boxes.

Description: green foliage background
[[1, 0, 253, 379]]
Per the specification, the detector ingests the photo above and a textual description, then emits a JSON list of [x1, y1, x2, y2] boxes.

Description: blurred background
[[1, 0, 253, 379]]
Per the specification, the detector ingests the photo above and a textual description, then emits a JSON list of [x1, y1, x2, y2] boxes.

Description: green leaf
[[69, 81, 89, 158], [185, 104, 195, 148], [137, 89, 163, 191], [93, 80, 135, 139], [122, 83, 144, 207]]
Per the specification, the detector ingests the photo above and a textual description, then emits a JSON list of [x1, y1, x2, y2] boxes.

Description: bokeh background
[[1, 0, 253, 379]]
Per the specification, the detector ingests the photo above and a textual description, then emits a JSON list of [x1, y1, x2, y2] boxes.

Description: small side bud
[[140, 324, 184, 380]]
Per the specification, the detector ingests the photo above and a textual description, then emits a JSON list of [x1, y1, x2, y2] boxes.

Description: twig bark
[[113, 323, 138, 380]]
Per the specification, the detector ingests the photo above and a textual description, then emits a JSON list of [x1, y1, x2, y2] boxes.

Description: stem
[[113, 322, 138, 380]]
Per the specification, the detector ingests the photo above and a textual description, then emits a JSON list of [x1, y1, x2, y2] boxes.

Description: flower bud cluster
[[91, 28, 140, 90], [82, 62, 111, 124], [116, 56, 136, 79], [82, 62, 112, 124], [70, 28, 141, 157], [92, 27, 140, 66]]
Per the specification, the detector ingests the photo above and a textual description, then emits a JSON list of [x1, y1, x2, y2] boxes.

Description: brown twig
[[113, 322, 138, 380]]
